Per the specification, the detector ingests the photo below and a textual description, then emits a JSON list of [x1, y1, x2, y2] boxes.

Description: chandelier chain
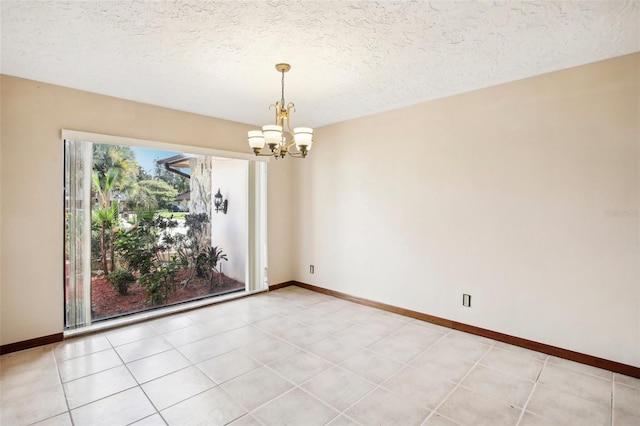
[[281, 70, 285, 106]]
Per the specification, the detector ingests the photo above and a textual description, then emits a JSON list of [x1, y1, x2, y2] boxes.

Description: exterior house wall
[[211, 158, 248, 284]]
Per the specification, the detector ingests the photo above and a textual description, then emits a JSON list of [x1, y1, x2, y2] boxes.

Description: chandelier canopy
[[247, 63, 314, 159]]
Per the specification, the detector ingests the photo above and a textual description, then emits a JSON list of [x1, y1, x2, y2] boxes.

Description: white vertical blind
[[64, 139, 92, 329]]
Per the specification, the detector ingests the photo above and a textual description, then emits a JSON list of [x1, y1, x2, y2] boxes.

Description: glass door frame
[[62, 129, 269, 331]]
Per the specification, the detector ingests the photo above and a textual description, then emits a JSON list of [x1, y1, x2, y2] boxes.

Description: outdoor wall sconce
[[214, 188, 228, 214]]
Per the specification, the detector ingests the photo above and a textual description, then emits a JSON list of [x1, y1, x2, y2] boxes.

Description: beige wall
[[0, 75, 293, 346], [292, 53, 640, 367], [266, 154, 294, 285]]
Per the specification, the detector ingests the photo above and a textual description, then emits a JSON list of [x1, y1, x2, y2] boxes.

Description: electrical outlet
[[463, 294, 471, 307], [310, 265, 314, 274]]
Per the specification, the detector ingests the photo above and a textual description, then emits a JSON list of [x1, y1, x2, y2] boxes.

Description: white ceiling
[[1, 1, 639, 128]]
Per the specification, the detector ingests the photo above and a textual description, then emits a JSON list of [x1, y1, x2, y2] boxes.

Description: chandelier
[[247, 63, 314, 159]]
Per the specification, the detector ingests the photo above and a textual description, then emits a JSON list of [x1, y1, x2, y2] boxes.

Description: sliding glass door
[[64, 134, 267, 329]]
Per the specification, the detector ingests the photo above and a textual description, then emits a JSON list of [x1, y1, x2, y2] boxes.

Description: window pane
[[64, 139, 262, 329]]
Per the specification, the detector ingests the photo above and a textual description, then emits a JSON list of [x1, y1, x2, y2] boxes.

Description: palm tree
[[93, 144, 138, 193], [93, 169, 119, 207], [93, 170, 119, 274], [93, 144, 140, 212], [93, 203, 118, 274]]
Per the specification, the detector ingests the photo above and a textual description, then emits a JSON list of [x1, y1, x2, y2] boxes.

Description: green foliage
[[126, 185, 158, 211], [184, 213, 209, 244], [112, 211, 228, 307], [92, 202, 118, 223], [92, 200, 118, 275], [137, 165, 153, 181], [108, 269, 136, 296], [114, 215, 177, 274], [92, 166, 122, 275], [93, 144, 138, 195], [114, 215, 180, 305], [133, 208, 156, 224], [114, 224, 155, 275], [195, 252, 207, 279], [92, 143, 190, 217], [174, 214, 210, 282], [90, 219, 103, 269], [92, 170, 119, 207], [198, 246, 228, 288], [138, 259, 179, 305], [138, 180, 179, 210]]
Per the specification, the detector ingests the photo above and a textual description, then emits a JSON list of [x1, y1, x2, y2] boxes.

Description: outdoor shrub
[[108, 269, 136, 296], [199, 246, 228, 288], [174, 213, 210, 284], [90, 222, 103, 271], [139, 259, 179, 305], [195, 252, 207, 278], [114, 221, 156, 274], [111, 211, 230, 307], [113, 214, 181, 306]]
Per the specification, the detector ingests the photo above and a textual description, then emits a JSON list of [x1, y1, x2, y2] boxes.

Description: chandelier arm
[[269, 103, 279, 125], [286, 151, 307, 159], [284, 139, 297, 150], [284, 103, 296, 134], [252, 143, 309, 159]]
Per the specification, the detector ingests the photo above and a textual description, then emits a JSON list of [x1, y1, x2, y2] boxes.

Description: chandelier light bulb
[[294, 127, 313, 150], [247, 130, 265, 149]]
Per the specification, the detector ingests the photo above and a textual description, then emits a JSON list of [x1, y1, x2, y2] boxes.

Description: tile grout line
[[517, 382, 538, 426], [514, 382, 538, 426], [51, 335, 111, 364], [422, 342, 495, 424], [65, 340, 129, 422], [56, 336, 119, 425], [47, 348, 74, 426], [534, 355, 548, 382], [515, 356, 549, 426], [191, 311, 336, 425], [376, 329, 452, 397], [250, 384, 347, 426], [59, 336, 128, 423], [421, 412, 464, 426], [353, 335, 475, 426], [293, 385, 363, 426], [110, 333, 167, 425], [610, 377, 615, 426], [546, 356, 617, 381]]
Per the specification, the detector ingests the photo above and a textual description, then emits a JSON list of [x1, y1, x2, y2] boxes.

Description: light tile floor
[[1, 286, 639, 426]]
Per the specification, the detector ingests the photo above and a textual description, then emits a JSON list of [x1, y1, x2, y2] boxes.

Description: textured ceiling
[[1, 1, 639, 128]]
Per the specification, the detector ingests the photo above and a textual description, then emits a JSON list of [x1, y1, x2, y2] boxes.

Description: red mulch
[[91, 269, 244, 321]]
